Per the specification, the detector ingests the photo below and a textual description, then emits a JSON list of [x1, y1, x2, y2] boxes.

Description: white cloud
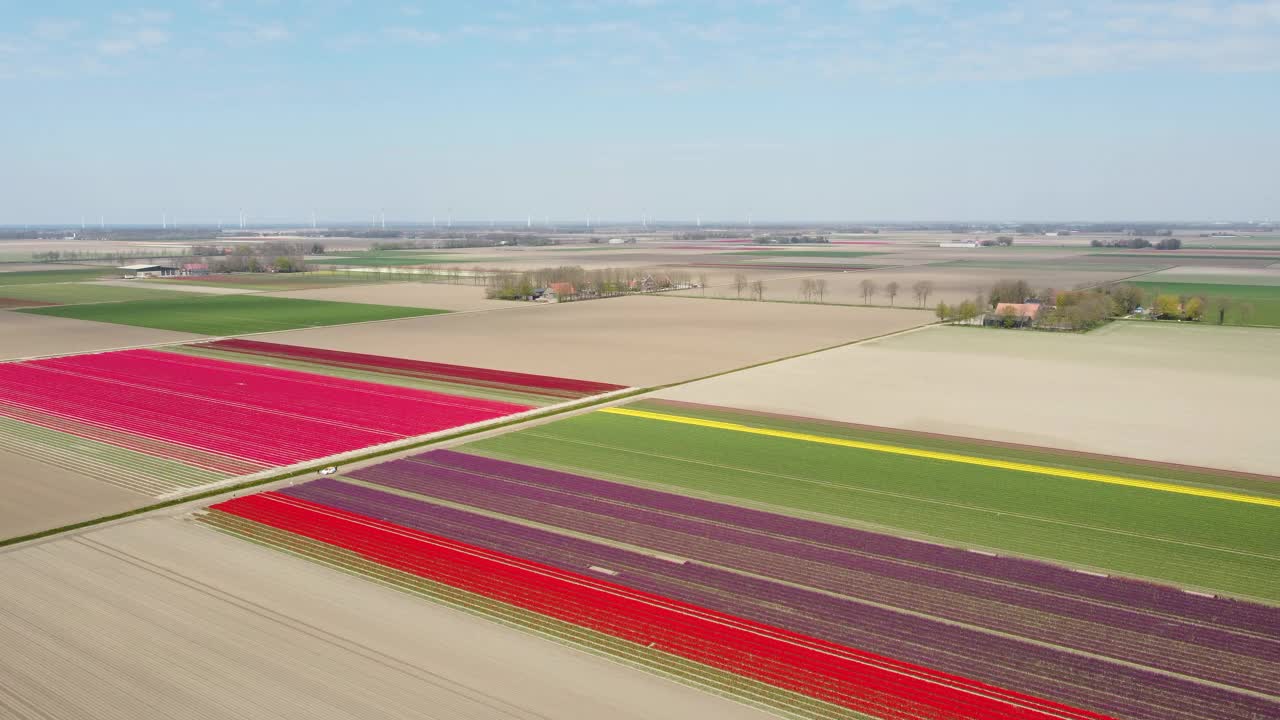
[[32, 19, 81, 41], [384, 26, 442, 44]]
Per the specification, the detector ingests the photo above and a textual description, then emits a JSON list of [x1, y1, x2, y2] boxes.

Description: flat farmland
[[19, 294, 444, 335], [0, 311, 202, 361], [0, 517, 774, 720], [0, 347, 585, 541], [266, 281, 513, 312], [0, 449, 142, 538], [0, 281, 197, 306], [1137, 265, 1280, 285], [464, 401, 1280, 601], [671, 265, 1142, 307], [655, 322, 1280, 474], [1130, 280, 1280, 326], [253, 295, 935, 386]]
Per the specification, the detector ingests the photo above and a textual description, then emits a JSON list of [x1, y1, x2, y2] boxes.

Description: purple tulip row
[[411, 450, 1279, 635], [350, 452, 1280, 682], [355, 453, 1274, 666], [281, 478, 1279, 720]]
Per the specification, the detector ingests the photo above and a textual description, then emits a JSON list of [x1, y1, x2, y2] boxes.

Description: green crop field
[[0, 282, 196, 305], [1131, 281, 1280, 327], [463, 403, 1280, 600], [19, 294, 444, 335], [0, 268, 116, 285]]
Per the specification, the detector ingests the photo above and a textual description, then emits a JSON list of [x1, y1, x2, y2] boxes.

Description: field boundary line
[[599, 407, 1280, 509]]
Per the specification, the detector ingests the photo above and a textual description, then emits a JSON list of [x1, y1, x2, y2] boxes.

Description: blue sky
[[3, 1, 1279, 224]]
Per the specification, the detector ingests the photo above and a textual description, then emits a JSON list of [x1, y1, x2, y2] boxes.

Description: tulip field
[[0, 346, 616, 506], [177, 338, 627, 405], [200, 444, 1280, 720]]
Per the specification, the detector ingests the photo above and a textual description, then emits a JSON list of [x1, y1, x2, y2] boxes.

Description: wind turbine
[[162, 211, 167, 230]]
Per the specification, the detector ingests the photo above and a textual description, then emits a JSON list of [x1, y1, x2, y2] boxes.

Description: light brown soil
[[267, 282, 515, 311], [255, 295, 935, 386], [0, 518, 775, 720], [672, 266, 1142, 307], [656, 322, 1280, 475], [0, 451, 144, 541], [0, 311, 204, 360]]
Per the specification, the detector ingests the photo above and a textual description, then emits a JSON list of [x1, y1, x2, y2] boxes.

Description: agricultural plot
[[0, 348, 554, 540], [156, 270, 422, 291], [265, 281, 511, 312], [19, 294, 443, 335], [253, 295, 935, 386], [464, 402, 1280, 601], [176, 338, 627, 406], [670, 264, 1141, 307], [0, 268, 116, 285], [0, 311, 202, 361], [1130, 280, 1280, 326], [656, 322, 1280, 476], [200, 449, 1280, 719], [0, 518, 770, 720], [0, 281, 196, 306]]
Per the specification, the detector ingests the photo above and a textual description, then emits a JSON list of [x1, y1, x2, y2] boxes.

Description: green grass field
[[19, 294, 444, 335], [0, 282, 197, 305], [1131, 281, 1280, 327], [463, 403, 1280, 600], [0, 268, 116, 285]]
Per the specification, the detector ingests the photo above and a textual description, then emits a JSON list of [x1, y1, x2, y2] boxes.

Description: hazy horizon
[[3, 1, 1278, 224]]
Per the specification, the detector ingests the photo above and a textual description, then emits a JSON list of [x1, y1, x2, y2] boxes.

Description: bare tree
[[860, 278, 878, 304], [734, 273, 748, 299], [799, 278, 815, 302], [912, 280, 934, 307], [698, 273, 709, 296], [885, 281, 900, 306], [750, 280, 766, 301], [814, 278, 828, 303]]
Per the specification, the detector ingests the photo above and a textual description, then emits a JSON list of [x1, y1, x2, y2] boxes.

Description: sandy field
[[87, 279, 258, 295], [655, 322, 1280, 475], [671, 265, 1143, 307], [675, 265, 1146, 307], [0, 311, 203, 360], [267, 282, 515, 311], [0, 451, 144, 541], [0, 263, 88, 273], [255, 295, 934, 386], [0, 517, 773, 720]]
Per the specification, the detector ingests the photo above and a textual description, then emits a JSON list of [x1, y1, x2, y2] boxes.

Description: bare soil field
[[655, 322, 1280, 475], [671, 265, 1142, 307], [0, 263, 85, 273], [0, 311, 203, 361], [0, 451, 143, 540], [255, 295, 934, 386], [267, 282, 514, 311], [0, 517, 773, 720]]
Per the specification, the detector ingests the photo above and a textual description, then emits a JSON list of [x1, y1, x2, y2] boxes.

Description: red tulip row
[[212, 491, 1113, 720], [201, 338, 627, 399]]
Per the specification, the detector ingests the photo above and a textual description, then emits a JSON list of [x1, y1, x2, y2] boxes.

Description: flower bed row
[[0, 350, 531, 467], [211, 490, 1108, 720], [199, 338, 626, 399], [288, 477, 1276, 720], [347, 451, 1280, 696]]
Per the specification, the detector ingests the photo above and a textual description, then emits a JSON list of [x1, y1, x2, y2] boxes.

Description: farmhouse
[[985, 302, 1041, 328], [118, 264, 179, 278]]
